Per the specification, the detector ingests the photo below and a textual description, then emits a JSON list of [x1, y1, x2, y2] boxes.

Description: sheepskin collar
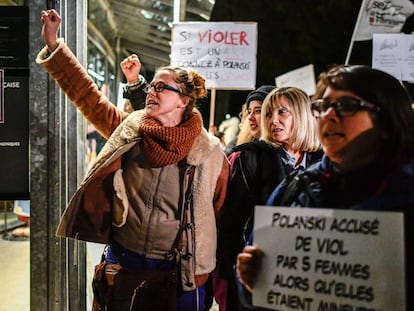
[[88, 109, 221, 175]]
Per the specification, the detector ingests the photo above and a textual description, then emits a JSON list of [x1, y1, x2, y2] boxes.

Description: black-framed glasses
[[311, 97, 380, 118], [143, 81, 191, 97]]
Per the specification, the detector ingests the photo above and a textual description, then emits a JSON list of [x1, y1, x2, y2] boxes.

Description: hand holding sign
[[236, 245, 264, 293], [250, 206, 405, 311]]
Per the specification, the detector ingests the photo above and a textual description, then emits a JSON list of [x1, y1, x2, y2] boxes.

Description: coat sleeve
[[122, 75, 147, 111], [36, 38, 128, 139], [213, 155, 229, 216]]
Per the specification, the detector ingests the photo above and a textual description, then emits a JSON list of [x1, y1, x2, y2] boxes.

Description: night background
[[206, 0, 374, 125]]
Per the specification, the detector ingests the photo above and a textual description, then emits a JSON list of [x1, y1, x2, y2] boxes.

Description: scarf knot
[[139, 113, 202, 167]]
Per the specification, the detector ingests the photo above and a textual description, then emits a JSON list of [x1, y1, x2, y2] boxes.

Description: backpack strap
[[278, 170, 319, 206]]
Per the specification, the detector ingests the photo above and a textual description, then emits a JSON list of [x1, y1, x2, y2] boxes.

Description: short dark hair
[[321, 65, 414, 166]]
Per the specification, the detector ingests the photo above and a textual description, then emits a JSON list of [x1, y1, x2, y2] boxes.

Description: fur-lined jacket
[[36, 39, 229, 289]]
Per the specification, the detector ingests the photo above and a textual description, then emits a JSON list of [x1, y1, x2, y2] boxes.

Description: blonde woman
[[215, 87, 322, 311]]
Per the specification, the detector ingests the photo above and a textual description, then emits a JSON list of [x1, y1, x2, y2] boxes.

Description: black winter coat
[[216, 140, 323, 279]]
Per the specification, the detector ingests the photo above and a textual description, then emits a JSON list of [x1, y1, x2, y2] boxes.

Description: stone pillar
[[29, 1, 88, 310]]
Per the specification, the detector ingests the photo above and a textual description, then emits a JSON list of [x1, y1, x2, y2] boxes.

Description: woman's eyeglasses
[[143, 81, 191, 98], [311, 97, 380, 118]]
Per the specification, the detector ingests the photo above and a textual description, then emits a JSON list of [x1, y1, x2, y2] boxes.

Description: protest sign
[[372, 33, 405, 79], [252, 206, 405, 311], [275, 64, 316, 96], [372, 33, 414, 81], [171, 22, 257, 90], [403, 33, 414, 81], [346, 0, 414, 64], [353, 0, 414, 42]]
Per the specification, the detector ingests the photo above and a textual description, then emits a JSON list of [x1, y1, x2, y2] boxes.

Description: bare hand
[[120, 54, 142, 84], [40, 9, 61, 52], [236, 245, 264, 293]]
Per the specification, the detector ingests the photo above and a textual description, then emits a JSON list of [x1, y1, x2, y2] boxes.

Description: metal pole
[[345, 0, 368, 65], [209, 88, 216, 128], [173, 0, 180, 22], [2, 201, 13, 240], [3, 201, 7, 233]]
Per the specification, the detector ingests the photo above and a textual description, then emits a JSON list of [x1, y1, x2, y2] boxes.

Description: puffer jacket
[[36, 39, 229, 289]]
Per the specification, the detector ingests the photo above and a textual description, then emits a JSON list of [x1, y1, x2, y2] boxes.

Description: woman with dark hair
[[38, 9, 229, 311], [236, 65, 414, 310]]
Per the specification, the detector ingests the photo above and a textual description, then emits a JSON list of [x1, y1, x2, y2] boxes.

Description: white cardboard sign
[[252, 206, 405, 311], [171, 22, 257, 90], [372, 33, 414, 82], [275, 64, 316, 96], [372, 33, 405, 80]]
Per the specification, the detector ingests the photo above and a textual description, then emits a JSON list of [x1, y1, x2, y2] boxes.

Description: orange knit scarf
[[139, 113, 202, 167]]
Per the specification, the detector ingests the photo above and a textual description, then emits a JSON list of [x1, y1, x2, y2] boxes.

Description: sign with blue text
[[252, 206, 405, 311]]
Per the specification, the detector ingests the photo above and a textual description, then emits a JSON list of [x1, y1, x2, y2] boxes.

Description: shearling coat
[[36, 39, 229, 289]]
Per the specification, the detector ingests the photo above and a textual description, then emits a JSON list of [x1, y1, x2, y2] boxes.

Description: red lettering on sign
[[198, 29, 249, 46]]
